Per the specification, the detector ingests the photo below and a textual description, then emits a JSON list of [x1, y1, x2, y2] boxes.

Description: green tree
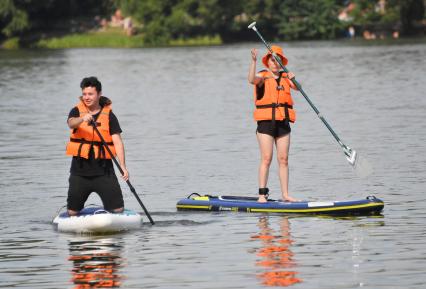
[[1, 0, 115, 38], [0, 0, 29, 37], [400, 0, 425, 35], [117, 0, 173, 45], [349, 0, 399, 26], [241, 0, 282, 40], [241, 0, 345, 41], [276, 0, 343, 40], [192, 0, 245, 41], [117, 0, 346, 43], [118, 0, 245, 44], [348, 0, 424, 35]]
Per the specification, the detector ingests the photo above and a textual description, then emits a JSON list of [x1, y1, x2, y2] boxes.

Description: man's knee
[[67, 209, 79, 216], [112, 207, 124, 213]]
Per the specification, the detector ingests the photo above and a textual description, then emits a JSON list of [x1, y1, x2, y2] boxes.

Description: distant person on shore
[[107, 9, 134, 36], [348, 26, 355, 38], [110, 9, 124, 27], [248, 46, 299, 203], [65, 77, 129, 216], [123, 17, 134, 36], [100, 18, 108, 31], [392, 30, 400, 39], [363, 30, 377, 40]]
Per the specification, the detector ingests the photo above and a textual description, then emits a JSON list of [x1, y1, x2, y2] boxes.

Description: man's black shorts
[[67, 174, 124, 212], [257, 120, 291, 138]]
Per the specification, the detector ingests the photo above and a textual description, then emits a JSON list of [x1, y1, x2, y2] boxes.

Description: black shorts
[[257, 120, 291, 138], [67, 174, 124, 212]]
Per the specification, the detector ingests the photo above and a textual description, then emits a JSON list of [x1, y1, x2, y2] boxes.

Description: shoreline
[[0, 28, 223, 50], [1, 29, 425, 50]]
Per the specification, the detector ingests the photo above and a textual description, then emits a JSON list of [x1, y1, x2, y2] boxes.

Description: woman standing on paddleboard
[[248, 46, 298, 203]]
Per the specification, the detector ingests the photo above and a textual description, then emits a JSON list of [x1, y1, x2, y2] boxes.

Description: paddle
[[248, 21, 372, 176], [90, 121, 155, 225]]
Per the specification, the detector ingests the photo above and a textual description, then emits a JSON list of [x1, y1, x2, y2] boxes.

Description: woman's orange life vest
[[253, 70, 296, 123], [65, 101, 116, 159]]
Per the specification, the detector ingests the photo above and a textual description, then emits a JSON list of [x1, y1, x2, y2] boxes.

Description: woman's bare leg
[[257, 132, 274, 202], [276, 133, 298, 202]]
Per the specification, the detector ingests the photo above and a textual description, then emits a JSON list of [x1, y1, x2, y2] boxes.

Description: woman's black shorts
[[256, 120, 291, 138], [67, 174, 124, 212]]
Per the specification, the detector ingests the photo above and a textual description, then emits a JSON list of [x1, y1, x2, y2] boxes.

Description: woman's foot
[[257, 187, 269, 203], [257, 195, 268, 203], [283, 195, 300, 202]]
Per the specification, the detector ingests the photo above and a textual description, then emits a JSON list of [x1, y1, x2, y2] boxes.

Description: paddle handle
[[90, 121, 155, 225]]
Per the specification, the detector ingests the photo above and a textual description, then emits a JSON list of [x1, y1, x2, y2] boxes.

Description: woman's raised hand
[[251, 48, 258, 61]]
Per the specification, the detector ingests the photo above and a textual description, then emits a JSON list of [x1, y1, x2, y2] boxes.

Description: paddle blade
[[344, 147, 373, 177], [344, 147, 357, 165], [352, 154, 373, 178]]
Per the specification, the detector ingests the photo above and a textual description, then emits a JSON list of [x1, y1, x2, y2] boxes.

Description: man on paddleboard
[[248, 46, 299, 203], [65, 76, 128, 216]]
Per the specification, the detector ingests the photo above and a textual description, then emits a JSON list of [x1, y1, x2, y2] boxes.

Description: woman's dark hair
[[80, 76, 102, 92]]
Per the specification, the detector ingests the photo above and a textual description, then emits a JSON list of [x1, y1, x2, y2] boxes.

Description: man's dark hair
[[80, 76, 102, 92]]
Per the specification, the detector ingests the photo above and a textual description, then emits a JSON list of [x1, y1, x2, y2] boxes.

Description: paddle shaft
[[90, 121, 155, 225], [250, 25, 352, 155]]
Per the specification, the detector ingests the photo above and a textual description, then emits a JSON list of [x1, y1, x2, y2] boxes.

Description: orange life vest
[[253, 70, 296, 123], [65, 101, 116, 159]]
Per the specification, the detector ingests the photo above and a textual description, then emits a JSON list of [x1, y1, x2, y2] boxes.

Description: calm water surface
[[0, 40, 425, 288]]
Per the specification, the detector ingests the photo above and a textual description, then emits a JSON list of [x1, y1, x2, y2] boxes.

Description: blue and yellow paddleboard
[[177, 194, 384, 215]]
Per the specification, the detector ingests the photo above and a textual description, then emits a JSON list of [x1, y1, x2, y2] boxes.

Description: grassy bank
[[168, 35, 222, 46], [2, 37, 21, 49], [36, 29, 145, 48], [1, 28, 222, 49]]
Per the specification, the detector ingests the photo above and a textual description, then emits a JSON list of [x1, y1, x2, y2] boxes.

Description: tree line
[[1, 0, 424, 45]]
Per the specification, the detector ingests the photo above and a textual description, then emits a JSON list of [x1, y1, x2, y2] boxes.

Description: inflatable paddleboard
[[53, 206, 142, 233], [177, 194, 384, 215]]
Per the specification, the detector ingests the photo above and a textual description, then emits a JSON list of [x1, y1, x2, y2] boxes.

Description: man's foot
[[257, 195, 268, 203]]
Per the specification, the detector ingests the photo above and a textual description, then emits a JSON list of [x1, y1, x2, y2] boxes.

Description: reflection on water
[[68, 237, 124, 289], [251, 216, 301, 287]]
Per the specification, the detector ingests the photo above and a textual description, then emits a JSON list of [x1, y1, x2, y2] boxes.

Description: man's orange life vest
[[66, 101, 116, 159], [253, 70, 296, 123]]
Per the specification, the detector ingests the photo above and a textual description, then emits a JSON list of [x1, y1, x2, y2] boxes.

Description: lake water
[[0, 39, 425, 288]]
